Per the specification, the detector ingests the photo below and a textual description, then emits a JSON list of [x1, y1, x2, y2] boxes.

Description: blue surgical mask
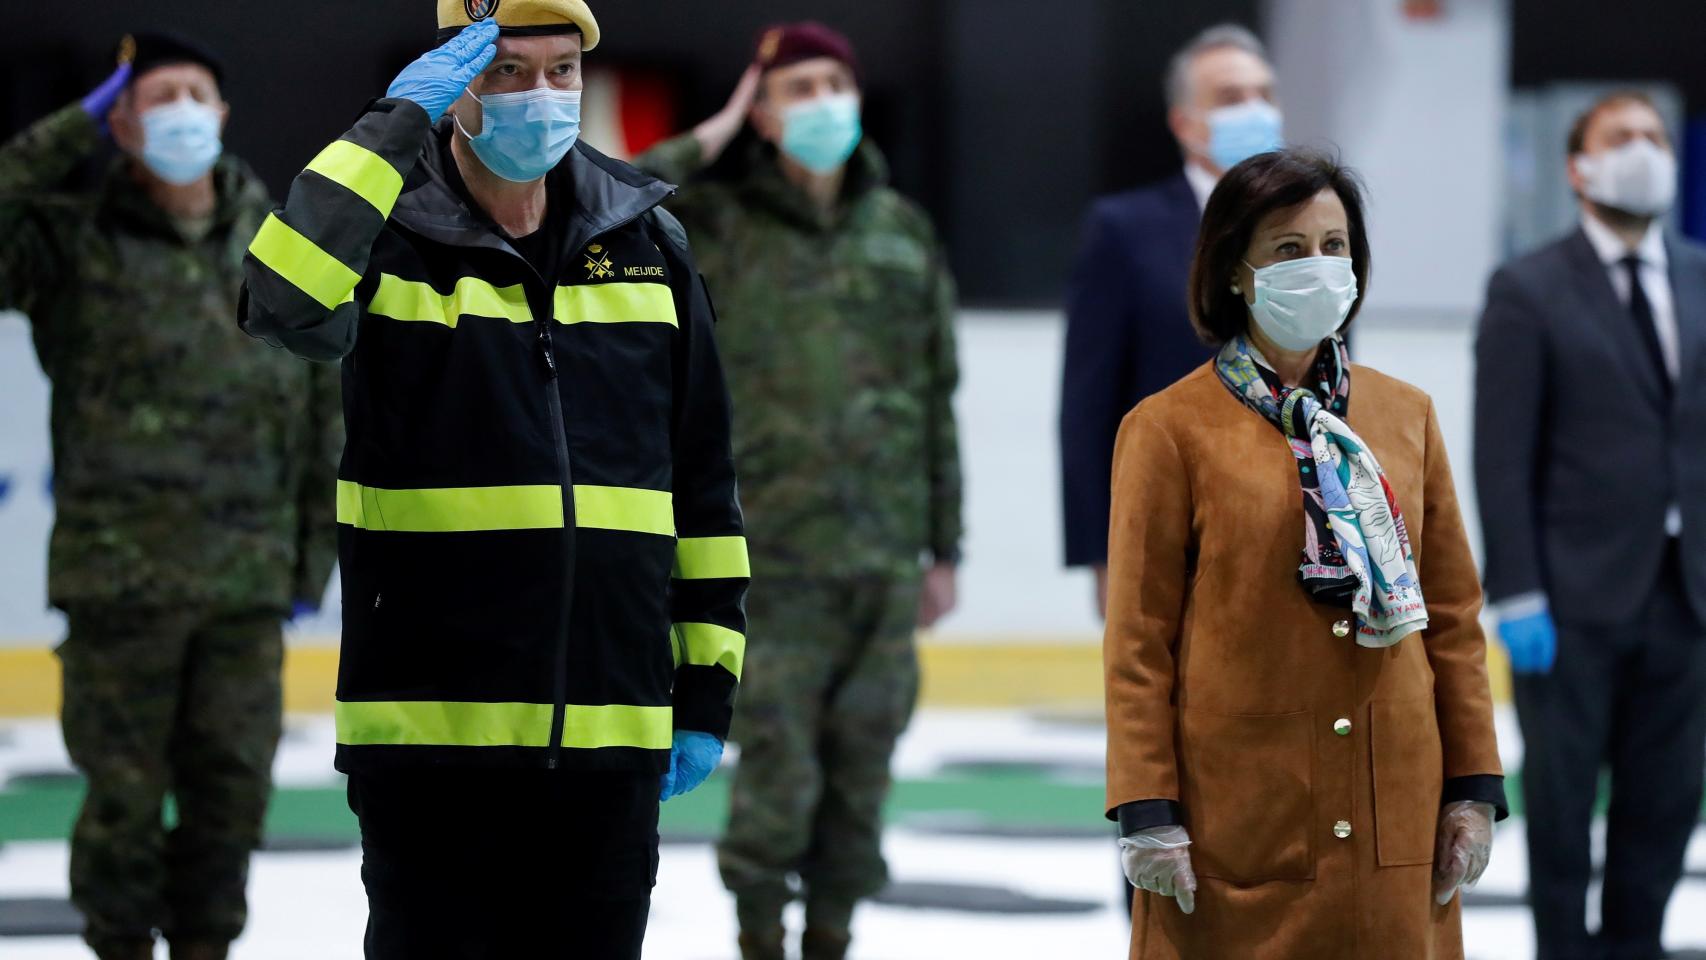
[[1206, 99, 1283, 172], [779, 93, 862, 174], [140, 98, 223, 185], [455, 87, 582, 184], [1245, 256, 1358, 351]]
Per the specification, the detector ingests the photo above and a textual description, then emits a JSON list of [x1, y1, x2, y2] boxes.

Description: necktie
[[1621, 254, 1672, 398]]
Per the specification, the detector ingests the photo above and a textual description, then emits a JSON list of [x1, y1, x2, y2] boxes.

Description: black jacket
[[1058, 174, 1211, 568], [1474, 227, 1706, 626], [241, 97, 747, 774]]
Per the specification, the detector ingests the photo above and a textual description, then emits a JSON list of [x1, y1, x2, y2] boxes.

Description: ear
[[1169, 104, 1204, 152], [749, 99, 781, 145], [1565, 153, 1588, 196], [109, 101, 140, 154], [217, 100, 231, 134]]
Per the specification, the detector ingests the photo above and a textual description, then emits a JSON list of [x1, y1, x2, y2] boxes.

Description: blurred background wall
[[3, 0, 1706, 651]]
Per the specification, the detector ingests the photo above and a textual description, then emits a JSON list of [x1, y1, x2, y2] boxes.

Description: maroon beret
[[753, 21, 861, 81]]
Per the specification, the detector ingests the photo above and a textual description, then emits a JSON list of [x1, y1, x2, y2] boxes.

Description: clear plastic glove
[[1498, 610, 1557, 675], [1432, 800, 1494, 905], [659, 730, 724, 802], [385, 20, 499, 122], [81, 62, 132, 126], [1119, 825, 1197, 914]]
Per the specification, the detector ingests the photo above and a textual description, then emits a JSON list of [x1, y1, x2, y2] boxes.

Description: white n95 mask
[[1576, 138, 1678, 218], [1245, 256, 1358, 351]]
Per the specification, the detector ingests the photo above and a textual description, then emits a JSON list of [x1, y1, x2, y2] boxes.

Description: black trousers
[[1514, 543, 1706, 960], [347, 766, 660, 960]]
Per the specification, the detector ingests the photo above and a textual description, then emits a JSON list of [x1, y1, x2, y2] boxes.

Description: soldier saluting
[[636, 22, 965, 960], [239, 1, 747, 956], [0, 31, 340, 960]]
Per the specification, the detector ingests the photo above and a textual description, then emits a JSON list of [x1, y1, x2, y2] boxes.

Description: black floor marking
[[873, 881, 1101, 915], [0, 898, 81, 937]]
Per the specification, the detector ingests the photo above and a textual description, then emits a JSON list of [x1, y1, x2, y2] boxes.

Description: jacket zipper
[[538, 322, 575, 770], [517, 204, 667, 770]]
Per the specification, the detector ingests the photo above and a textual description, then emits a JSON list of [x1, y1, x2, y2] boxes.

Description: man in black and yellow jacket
[[239, 2, 747, 956]]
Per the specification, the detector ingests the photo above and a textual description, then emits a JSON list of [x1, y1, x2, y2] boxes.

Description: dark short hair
[[1188, 148, 1372, 346], [1566, 89, 1662, 156]]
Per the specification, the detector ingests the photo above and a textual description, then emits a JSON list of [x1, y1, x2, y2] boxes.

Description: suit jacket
[[1059, 174, 1211, 568], [1473, 228, 1706, 626], [1103, 364, 1501, 959]]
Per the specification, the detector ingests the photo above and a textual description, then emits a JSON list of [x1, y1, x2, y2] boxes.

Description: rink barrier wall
[[0, 638, 1513, 718]]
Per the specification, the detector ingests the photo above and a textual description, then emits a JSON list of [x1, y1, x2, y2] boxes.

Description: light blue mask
[[1206, 99, 1283, 172], [779, 93, 862, 174], [456, 87, 582, 184], [140, 99, 223, 185]]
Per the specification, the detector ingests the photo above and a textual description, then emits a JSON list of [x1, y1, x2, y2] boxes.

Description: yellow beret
[[437, 0, 600, 51]]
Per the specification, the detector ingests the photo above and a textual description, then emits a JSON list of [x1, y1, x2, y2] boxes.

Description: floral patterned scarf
[[1214, 336, 1428, 647]]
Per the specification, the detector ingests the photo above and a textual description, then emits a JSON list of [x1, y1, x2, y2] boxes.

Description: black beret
[[117, 31, 225, 88]]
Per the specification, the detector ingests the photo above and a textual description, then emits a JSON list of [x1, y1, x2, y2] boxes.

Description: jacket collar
[[98, 155, 269, 242], [391, 121, 677, 257], [736, 137, 890, 233]]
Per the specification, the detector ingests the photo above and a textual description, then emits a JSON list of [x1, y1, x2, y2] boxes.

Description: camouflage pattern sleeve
[[926, 247, 965, 564], [0, 104, 99, 314], [632, 132, 705, 188], [292, 359, 344, 605]]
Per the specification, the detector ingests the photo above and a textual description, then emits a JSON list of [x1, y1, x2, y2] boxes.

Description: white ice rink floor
[[4, 707, 1706, 959]]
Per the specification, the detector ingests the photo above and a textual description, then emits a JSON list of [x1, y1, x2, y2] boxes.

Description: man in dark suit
[[1059, 23, 1281, 614], [1474, 91, 1706, 960]]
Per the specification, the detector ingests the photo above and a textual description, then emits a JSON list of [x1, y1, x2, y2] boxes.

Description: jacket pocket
[[1178, 707, 1315, 883], [1371, 697, 1444, 866]]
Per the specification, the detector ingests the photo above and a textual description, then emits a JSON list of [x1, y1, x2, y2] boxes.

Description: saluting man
[[239, 2, 748, 957], [0, 33, 339, 960], [637, 22, 965, 960]]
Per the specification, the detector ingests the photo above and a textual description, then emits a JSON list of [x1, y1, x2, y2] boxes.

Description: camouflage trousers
[[57, 604, 284, 951], [717, 575, 921, 931]]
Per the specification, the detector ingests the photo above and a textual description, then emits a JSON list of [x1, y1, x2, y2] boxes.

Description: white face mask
[[1576, 138, 1678, 218], [1244, 255, 1358, 351]]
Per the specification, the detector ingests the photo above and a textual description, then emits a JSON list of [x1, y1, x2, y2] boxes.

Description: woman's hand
[[1432, 800, 1494, 905], [1119, 825, 1198, 914]]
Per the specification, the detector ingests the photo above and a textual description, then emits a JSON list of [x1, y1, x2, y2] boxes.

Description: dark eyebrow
[[1267, 231, 1307, 241]]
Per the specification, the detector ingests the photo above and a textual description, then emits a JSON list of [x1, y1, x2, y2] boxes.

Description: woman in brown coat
[[1102, 149, 1506, 959]]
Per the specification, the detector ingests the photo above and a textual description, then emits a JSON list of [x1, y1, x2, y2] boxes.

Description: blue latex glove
[[289, 599, 319, 623], [1498, 611, 1557, 675], [385, 20, 499, 122], [659, 731, 724, 802], [81, 62, 132, 127]]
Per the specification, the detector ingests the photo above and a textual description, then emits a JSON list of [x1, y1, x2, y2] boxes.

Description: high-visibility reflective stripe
[[554, 282, 678, 327], [672, 622, 747, 679], [673, 536, 750, 580], [337, 481, 674, 536], [304, 140, 405, 217], [574, 485, 674, 536], [248, 214, 362, 310], [367, 274, 533, 327], [335, 700, 672, 750], [337, 481, 563, 532]]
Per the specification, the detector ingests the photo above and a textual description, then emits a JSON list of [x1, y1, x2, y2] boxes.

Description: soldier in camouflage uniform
[[636, 22, 964, 960], [0, 34, 339, 960]]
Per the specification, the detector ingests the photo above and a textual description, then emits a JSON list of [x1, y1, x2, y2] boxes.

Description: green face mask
[[778, 93, 862, 174]]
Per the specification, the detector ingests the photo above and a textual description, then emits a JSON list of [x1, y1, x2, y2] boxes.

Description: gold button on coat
[[1333, 820, 1352, 839], [1333, 620, 1352, 638], [1333, 718, 1352, 736]]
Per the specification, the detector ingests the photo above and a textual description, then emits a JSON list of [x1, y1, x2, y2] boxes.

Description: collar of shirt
[[1580, 209, 1667, 269], [1184, 162, 1219, 212]]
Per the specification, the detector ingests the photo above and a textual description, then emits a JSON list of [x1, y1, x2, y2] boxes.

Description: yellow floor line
[[0, 635, 1512, 718]]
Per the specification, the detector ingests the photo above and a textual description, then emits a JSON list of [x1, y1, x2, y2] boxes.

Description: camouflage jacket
[[637, 134, 963, 581], [0, 104, 340, 612]]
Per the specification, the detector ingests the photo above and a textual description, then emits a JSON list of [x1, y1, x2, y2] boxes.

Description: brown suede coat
[[1103, 362, 1502, 960]]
